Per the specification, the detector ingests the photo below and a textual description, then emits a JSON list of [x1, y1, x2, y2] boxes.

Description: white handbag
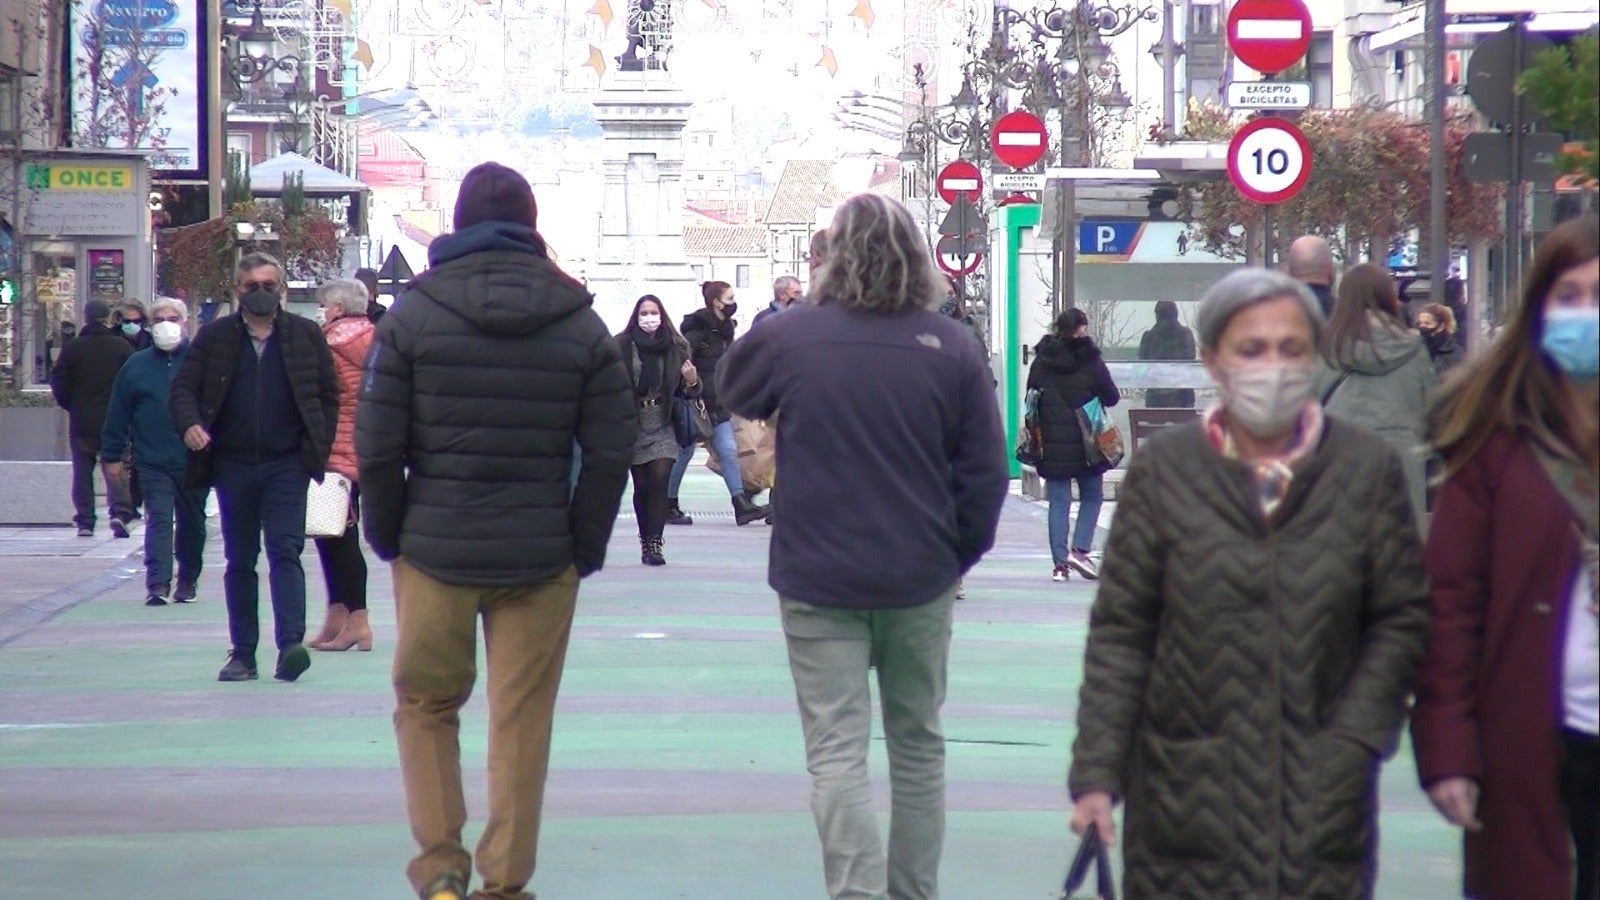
[[305, 473, 353, 538]]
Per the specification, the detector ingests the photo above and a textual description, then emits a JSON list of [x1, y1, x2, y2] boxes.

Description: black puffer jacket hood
[[1033, 334, 1099, 374], [418, 221, 589, 337]]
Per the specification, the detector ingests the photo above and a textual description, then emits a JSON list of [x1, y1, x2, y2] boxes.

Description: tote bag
[[305, 473, 352, 538]]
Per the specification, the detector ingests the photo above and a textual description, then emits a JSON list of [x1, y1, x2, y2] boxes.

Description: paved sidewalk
[[0, 462, 1461, 899]]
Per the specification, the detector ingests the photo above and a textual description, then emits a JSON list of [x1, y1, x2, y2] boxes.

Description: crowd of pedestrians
[[40, 165, 1596, 900]]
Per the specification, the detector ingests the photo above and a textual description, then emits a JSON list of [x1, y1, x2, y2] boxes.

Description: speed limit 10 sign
[[1226, 117, 1312, 204]]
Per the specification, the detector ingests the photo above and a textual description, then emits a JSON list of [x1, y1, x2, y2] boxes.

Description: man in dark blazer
[[169, 252, 337, 683]]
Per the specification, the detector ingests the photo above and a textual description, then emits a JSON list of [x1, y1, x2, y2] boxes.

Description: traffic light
[[0, 274, 18, 307]]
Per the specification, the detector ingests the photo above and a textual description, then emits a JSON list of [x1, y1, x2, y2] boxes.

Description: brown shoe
[[318, 608, 372, 652], [306, 602, 348, 649]]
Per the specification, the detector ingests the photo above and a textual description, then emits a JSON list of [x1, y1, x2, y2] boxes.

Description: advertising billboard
[[69, 0, 211, 181]]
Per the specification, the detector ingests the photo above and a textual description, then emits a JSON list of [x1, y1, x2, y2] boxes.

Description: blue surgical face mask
[[1540, 307, 1600, 380]]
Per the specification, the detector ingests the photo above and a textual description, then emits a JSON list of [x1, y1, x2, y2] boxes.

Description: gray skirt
[[633, 401, 680, 465]]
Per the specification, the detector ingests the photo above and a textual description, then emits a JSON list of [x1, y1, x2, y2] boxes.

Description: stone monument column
[[585, 0, 699, 330]]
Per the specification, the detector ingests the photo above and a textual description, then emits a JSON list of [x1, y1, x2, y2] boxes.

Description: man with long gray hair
[[720, 192, 1009, 900], [101, 298, 209, 605]]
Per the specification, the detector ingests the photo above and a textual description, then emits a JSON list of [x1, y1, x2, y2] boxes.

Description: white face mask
[[151, 320, 184, 352], [637, 312, 662, 333], [1219, 364, 1314, 438]]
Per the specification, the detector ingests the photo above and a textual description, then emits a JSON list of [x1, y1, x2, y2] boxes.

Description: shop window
[[28, 246, 77, 385]]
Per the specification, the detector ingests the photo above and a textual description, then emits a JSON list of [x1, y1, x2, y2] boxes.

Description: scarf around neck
[[629, 326, 670, 397]]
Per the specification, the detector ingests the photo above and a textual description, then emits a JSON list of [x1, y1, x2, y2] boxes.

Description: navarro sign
[[96, 0, 180, 31]]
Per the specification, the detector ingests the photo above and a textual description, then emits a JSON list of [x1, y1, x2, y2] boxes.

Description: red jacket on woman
[[1411, 429, 1585, 900], [323, 314, 374, 481]]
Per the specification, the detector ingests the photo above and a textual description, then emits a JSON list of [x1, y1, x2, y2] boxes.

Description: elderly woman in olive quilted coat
[[1067, 268, 1432, 899]]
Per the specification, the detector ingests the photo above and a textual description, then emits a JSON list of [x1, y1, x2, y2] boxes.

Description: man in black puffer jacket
[[356, 161, 635, 900], [169, 252, 338, 684]]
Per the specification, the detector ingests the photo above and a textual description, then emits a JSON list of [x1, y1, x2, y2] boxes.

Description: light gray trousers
[[780, 590, 956, 900]]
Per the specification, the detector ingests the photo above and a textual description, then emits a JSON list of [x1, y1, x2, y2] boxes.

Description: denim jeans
[[1045, 474, 1103, 565], [212, 455, 311, 656], [780, 591, 956, 900], [667, 418, 744, 498], [136, 464, 208, 595]]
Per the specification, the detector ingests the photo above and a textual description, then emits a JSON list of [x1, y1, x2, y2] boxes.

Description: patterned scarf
[[1204, 402, 1326, 520]]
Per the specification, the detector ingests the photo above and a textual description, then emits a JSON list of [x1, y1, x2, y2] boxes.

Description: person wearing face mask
[[1314, 262, 1438, 530], [1068, 267, 1431, 899], [50, 298, 134, 537], [1026, 307, 1119, 582], [306, 279, 376, 652], [1412, 215, 1600, 900], [116, 298, 153, 350], [169, 251, 338, 683], [669, 280, 768, 525], [1414, 302, 1466, 379], [100, 298, 210, 606], [616, 294, 700, 564]]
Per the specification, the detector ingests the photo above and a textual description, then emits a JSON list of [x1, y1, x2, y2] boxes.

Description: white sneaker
[[1067, 551, 1099, 580], [1051, 565, 1068, 583]]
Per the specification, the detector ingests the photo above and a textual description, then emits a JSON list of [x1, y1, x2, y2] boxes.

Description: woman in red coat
[[307, 278, 376, 651], [1412, 214, 1599, 900]]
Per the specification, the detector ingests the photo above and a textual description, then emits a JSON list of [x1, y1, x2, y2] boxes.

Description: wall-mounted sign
[[68, 0, 211, 180], [88, 249, 126, 300], [20, 159, 145, 236]]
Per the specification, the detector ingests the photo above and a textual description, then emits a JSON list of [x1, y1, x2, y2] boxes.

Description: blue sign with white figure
[[1078, 221, 1146, 258]]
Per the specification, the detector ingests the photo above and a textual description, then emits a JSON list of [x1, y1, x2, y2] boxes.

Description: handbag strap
[[1321, 370, 1352, 406], [1059, 830, 1116, 900]]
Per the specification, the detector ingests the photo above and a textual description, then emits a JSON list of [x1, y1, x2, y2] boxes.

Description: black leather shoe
[[274, 643, 311, 682], [217, 652, 257, 682], [109, 517, 130, 539], [144, 594, 167, 606]]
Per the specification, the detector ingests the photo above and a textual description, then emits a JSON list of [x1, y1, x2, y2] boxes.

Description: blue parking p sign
[[1078, 221, 1144, 257]]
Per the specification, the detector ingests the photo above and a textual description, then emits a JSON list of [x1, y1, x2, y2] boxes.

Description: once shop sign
[[26, 164, 135, 190]]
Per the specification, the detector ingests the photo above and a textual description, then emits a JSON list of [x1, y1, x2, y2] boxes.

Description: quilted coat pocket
[[1311, 733, 1378, 863], [1134, 732, 1233, 860]]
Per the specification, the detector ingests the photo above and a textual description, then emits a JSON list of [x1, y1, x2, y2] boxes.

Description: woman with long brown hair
[[1412, 215, 1599, 900], [615, 294, 700, 564], [1316, 262, 1437, 527]]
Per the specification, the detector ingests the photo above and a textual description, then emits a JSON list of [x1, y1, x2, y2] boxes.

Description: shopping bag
[[705, 416, 776, 492], [305, 473, 352, 538], [1077, 397, 1125, 470], [1016, 388, 1043, 466]]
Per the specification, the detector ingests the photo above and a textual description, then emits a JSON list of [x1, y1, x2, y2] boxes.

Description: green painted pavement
[[0, 464, 1463, 898]]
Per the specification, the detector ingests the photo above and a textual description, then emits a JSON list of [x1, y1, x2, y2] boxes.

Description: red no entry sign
[[990, 110, 1048, 169], [936, 160, 982, 205], [1226, 0, 1312, 76], [1227, 117, 1312, 205]]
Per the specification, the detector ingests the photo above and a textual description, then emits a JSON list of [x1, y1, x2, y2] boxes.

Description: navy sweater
[[718, 302, 1009, 610], [211, 329, 303, 463]]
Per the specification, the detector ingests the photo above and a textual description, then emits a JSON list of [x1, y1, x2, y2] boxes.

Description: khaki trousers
[[391, 559, 578, 900]]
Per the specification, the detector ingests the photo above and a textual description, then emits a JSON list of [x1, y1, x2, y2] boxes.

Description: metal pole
[[1062, 179, 1076, 310], [1161, 0, 1177, 132], [1505, 18, 1526, 310], [1263, 204, 1275, 268], [1427, 0, 1449, 330]]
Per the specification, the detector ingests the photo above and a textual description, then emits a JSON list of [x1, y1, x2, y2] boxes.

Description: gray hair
[[772, 275, 800, 298], [148, 297, 188, 322], [1196, 268, 1325, 351], [234, 251, 285, 289], [811, 194, 943, 313], [317, 278, 369, 315]]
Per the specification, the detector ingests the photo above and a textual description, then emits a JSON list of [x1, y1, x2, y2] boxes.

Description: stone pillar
[[586, 69, 699, 330]]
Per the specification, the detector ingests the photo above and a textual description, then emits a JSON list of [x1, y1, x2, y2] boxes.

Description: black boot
[[639, 537, 666, 566], [666, 498, 693, 526], [742, 490, 771, 517], [732, 495, 766, 526]]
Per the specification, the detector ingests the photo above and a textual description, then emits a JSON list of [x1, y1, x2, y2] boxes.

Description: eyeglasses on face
[[240, 281, 281, 293]]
